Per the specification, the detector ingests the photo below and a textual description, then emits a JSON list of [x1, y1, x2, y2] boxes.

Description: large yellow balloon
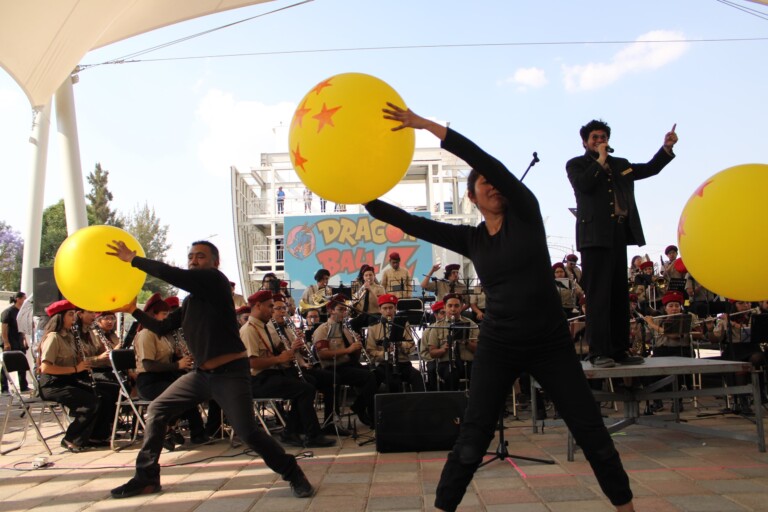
[[678, 163, 768, 301], [54, 225, 146, 311], [288, 73, 415, 204]]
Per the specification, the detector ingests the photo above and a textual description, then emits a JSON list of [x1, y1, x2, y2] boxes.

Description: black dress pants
[[39, 373, 102, 446], [251, 369, 321, 438]]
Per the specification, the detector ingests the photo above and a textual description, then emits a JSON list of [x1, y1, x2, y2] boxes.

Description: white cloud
[[562, 30, 689, 92], [195, 89, 296, 176], [499, 67, 548, 91]]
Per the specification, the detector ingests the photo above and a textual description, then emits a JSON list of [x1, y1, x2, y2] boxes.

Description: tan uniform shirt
[[134, 329, 175, 374], [352, 283, 387, 315], [240, 316, 290, 376], [312, 320, 359, 368], [381, 267, 412, 298], [365, 320, 414, 364], [424, 317, 479, 362], [40, 331, 78, 368]]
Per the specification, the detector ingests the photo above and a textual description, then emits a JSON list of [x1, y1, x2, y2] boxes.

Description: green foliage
[[126, 203, 176, 297], [40, 200, 68, 267], [86, 163, 124, 227]]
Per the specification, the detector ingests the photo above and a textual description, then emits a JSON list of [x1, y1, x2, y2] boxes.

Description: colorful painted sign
[[284, 213, 433, 291]]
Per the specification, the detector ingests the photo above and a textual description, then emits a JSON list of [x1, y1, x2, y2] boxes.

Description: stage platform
[[2, 389, 768, 511], [531, 356, 766, 460]]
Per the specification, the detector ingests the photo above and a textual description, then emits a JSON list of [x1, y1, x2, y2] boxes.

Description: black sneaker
[[111, 478, 161, 499], [289, 472, 314, 498], [613, 352, 644, 365], [304, 435, 336, 448], [171, 430, 185, 446], [162, 434, 175, 452], [589, 356, 616, 368]]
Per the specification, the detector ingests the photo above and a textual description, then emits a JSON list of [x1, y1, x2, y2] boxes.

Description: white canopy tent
[[0, 0, 274, 295]]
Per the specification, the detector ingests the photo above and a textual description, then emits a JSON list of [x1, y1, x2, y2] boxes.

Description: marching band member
[[564, 254, 582, 283], [38, 300, 108, 452], [369, 105, 637, 512], [279, 281, 297, 316], [423, 293, 478, 391], [242, 291, 334, 448], [422, 300, 445, 391], [230, 281, 248, 309], [312, 294, 378, 427], [94, 312, 121, 348], [380, 252, 412, 298], [134, 294, 208, 449], [468, 284, 486, 323], [553, 262, 583, 318], [365, 294, 424, 392], [422, 263, 468, 307], [353, 264, 386, 317], [662, 245, 685, 282], [301, 269, 332, 305], [236, 304, 251, 327]]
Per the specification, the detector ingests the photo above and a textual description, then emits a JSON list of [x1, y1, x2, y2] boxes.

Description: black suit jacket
[[566, 148, 674, 250]]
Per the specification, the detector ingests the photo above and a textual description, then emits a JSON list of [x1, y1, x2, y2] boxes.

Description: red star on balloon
[[311, 78, 333, 95], [292, 144, 308, 172], [312, 103, 342, 133], [677, 214, 687, 238], [694, 179, 713, 198], [292, 101, 311, 129]]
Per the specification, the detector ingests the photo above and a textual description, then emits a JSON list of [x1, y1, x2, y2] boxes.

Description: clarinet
[[271, 319, 305, 381], [289, 318, 319, 366], [71, 323, 97, 392], [345, 319, 374, 369], [92, 324, 115, 353]]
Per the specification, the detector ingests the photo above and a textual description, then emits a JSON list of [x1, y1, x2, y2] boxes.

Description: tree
[[125, 203, 176, 297], [86, 163, 124, 227], [0, 221, 23, 291], [40, 200, 68, 267]]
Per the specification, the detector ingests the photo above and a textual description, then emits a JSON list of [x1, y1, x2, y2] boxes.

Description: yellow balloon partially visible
[[54, 225, 146, 311], [288, 73, 415, 204], [678, 163, 768, 301]]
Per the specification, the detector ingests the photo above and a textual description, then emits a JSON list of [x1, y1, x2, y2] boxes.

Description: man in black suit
[[567, 120, 678, 368]]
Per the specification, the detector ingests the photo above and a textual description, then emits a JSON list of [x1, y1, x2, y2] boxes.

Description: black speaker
[[375, 391, 468, 453], [32, 267, 63, 317]]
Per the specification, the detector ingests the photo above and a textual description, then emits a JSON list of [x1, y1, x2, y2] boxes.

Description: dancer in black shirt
[[368, 104, 635, 512], [106, 240, 313, 499]]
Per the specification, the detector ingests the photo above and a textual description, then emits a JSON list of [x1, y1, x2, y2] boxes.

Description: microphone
[[606, 146, 615, 154], [532, 151, 540, 163]]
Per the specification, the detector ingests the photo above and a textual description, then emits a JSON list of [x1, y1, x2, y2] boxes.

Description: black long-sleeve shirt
[[129, 257, 245, 366], [366, 128, 568, 349]]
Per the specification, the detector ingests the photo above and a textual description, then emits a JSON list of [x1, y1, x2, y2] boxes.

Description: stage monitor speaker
[[32, 267, 63, 317], [375, 391, 468, 453]]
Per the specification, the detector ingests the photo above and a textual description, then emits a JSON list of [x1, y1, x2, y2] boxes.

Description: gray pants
[[134, 358, 298, 483]]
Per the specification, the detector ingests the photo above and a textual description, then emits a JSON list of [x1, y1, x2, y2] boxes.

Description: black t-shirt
[[366, 128, 569, 350], [1, 305, 23, 349]]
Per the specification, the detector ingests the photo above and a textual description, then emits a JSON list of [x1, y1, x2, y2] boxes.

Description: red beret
[[629, 293, 638, 303], [45, 299, 77, 317], [565, 254, 578, 262], [327, 293, 349, 311], [95, 311, 116, 319], [639, 261, 654, 270], [673, 258, 687, 274], [248, 290, 273, 305], [662, 291, 684, 306], [442, 293, 462, 303], [431, 300, 445, 313], [377, 293, 398, 306], [272, 293, 286, 302], [235, 305, 251, 315], [445, 263, 460, 272], [360, 264, 374, 274], [164, 296, 180, 309], [389, 252, 400, 261], [229, 281, 236, 287], [144, 293, 170, 314], [665, 245, 678, 255], [552, 262, 565, 271], [280, 281, 288, 288]]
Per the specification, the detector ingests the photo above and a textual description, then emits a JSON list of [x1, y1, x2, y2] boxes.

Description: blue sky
[[1, 0, 766, 287]]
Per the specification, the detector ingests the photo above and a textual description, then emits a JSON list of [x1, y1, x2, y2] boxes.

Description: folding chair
[[226, 398, 287, 447], [1, 351, 68, 455], [109, 349, 151, 451]]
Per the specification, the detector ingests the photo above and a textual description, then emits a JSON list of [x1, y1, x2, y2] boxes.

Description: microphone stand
[[519, 151, 540, 183]]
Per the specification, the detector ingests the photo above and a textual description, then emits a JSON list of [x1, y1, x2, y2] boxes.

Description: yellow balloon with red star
[[288, 73, 415, 204], [677, 163, 768, 301]]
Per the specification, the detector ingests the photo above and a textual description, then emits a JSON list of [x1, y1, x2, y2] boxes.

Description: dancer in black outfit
[[368, 104, 635, 512], [106, 240, 313, 499]]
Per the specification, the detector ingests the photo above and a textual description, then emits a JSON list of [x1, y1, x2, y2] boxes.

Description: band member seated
[[236, 305, 251, 327], [422, 263, 469, 308], [422, 300, 445, 391], [350, 264, 385, 332], [38, 300, 110, 452], [468, 284, 486, 323], [312, 294, 378, 427], [711, 299, 765, 414], [134, 294, 208, 448], [643, 291, 694, 412], [241, 291, 334, 448], [553, 262, 583, 318], [423, 293, 479, 391], [301, 269, 332, 306], [381, 252, 412, 298], [365, 294, 425, 393]]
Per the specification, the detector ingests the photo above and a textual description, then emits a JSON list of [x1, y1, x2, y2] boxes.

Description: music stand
[[479, 407, 554, 468]]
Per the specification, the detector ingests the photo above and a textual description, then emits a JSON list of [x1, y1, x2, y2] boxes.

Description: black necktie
[[362, 289, 369, 312]]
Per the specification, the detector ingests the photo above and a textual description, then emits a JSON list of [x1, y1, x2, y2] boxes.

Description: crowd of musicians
[[4, 243, 767, 454]]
